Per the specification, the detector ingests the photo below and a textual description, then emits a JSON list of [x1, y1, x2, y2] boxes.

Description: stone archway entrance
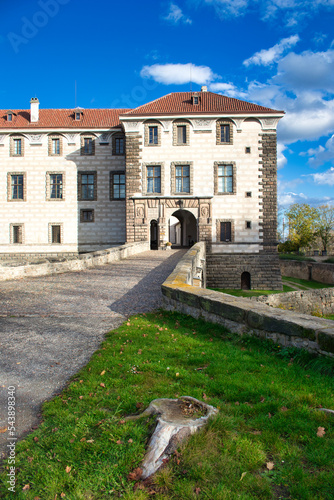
[[150, 220, 158, 250], [169, 209, 197, 247]]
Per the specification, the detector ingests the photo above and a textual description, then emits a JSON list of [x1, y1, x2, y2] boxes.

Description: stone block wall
[[253, 288, 334, 316], [207, 253, 282, 290], [280, 260, 334, 284], [161, 243, 334, 358]]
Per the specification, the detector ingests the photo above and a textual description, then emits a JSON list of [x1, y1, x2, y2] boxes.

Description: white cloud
[[310, 166, 334, 185], [302, 135, 334, 168], [140, 63, 219, 85], [243, 35, 300, 67], [277, 142, 288, 169], [208, 82, 248, 98], [199, 0, 334, 24], [163, 3, 192, 24], [274, 49, 334, 91]]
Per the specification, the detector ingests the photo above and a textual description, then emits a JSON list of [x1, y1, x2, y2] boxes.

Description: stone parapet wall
[[253, 288, 334, 316], [162, 243, 334, 358], [0, 241, 150, 281], [280, 260, 334, 284], [207, 253, 282, 290]]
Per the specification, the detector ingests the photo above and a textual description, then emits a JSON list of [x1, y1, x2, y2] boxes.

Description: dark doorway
[[150, 220, 158, 250], [241, 272, 251, 290]]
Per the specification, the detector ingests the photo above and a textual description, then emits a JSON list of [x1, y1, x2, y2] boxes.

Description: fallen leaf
[[280, 407, 288, 412], [65, 466, 72, 473], [86, 439, 94, 443], [100, 370, 106, 376], [33, 437, 39, 442], [116, 440, 122, 445], [80, 438, 86, 442], [195, 487, 201, 494], [61, 494, 66, 498], [27, 456, 33, 462], [120, 420, 125, 424], [22, 484, 30, 491], [266, 462, 274, 470], [240, 472, 247, 481], [79, 396, 83, 400], [235, 401, 240, 406], [100, 383, 105, 388], [268, 413, 272, 418], [128, 438, 133, 443], [176, 372, 179, 377], [0, 427, 7, 434], [317, 427, 326, 437]]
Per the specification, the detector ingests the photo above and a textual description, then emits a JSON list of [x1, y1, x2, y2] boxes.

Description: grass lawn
[[1, 311, 334, 499], [281, 277, 334, 290], [209, 285, 295, 298], [279, 254, 316, 262]]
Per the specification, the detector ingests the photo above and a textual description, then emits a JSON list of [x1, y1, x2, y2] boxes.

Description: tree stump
[[125, 396, 218, 479]]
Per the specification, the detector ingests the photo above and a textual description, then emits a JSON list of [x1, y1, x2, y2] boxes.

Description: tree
[[314, 205, 334, 253], [285, 203, 318, 252]]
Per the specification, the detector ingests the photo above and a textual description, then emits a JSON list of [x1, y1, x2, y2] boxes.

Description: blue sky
[[1, 0, 334, 210]]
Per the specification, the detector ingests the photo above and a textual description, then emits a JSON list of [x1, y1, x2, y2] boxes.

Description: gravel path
[[0, 249, 185, 459]]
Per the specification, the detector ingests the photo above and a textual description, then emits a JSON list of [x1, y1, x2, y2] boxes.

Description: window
[[111, 172, 125, 200], [220, 222, 232, 242], [52, 139, 60, 155], [12, 225, 23, 244], [246, 191, 252, 197], [218, 165, 233, 193], [177, 125, 187, 144], [214, 162, 236, 195], [115, 138, 124, 154], [193, 95, 199, 105], [51, 225, 61, 244], [245, 147, 251, 154], [173, 121, 190, 146], [11, 174, 24, 200], [147, 166, 161, 193], [246, 221, 252, 229], [220, 124, 230, 143], [81, 136, 95, 155], [175, 165, 190, 193], [216, 120, 233, 145], [75, 112, 81, 121], [81, 174, 95, 200], [50, 174, 63, 199], [7, 113, 12, 122], [14, 139, 22, 156], [149, 126, 158, 145], [80, 209, 94, 222], [112, 134, 125, 155]]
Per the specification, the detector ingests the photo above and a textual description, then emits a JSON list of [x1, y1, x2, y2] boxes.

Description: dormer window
[[7, 113, 13, 122], [192, 95, 199, 105], [75, 112, 81, 121]]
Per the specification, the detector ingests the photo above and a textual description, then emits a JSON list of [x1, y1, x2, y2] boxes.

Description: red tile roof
[[0, 109, 131, 129], [122, 92, 284, 116]]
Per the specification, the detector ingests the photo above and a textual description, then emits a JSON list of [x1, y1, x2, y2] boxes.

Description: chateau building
[[0, 88, 284, 289]]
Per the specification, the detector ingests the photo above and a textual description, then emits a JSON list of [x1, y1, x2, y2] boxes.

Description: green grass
[[279, 254, 316, 262], [1, 311, 334, 500], [210, 285, 294, 297], [282, 276, 334, 289]]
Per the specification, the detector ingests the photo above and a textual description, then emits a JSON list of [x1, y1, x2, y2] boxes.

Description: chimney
[[30, 97, 39, 122], [201, 85, 208, 92]]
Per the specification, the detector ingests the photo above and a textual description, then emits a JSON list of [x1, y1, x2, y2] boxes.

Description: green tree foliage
[[286, 203, 318, 252], [314, 204, 334, 253]]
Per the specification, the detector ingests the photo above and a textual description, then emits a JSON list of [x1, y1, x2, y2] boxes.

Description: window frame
[[10, 223, 24, 244], [110, 171, 126, 200], [173, 120, 190, 146], [10, 135, 24, 157], [80, 209, 95, 223], [48, 134, 63, 156], [7, 172, 26, 201], [46, 172, 64, 201], [78, 171, 97, 201], [216, 119, 233, 145], [216, 219, 234, 243], [80, 135, 95, 156], [112, 133, 126, 155], [49, 223, 63, 245], [170, 162, 193, 195], [144, 121, 161, 147], [214, 162, 236, 196]]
